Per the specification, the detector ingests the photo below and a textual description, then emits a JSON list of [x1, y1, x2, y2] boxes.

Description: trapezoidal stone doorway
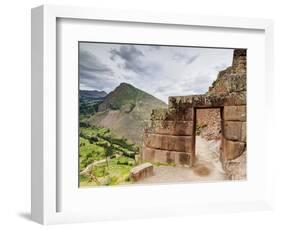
[[141, 94, 246, 170], [194, 107, 223, 166]]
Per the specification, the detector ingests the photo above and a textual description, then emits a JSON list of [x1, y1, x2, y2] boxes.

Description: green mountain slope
[[86, 83, 167, 144], [79, 90, 107, 117]]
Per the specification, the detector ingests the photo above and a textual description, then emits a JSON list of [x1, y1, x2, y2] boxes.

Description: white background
[[0, 0, 280, 229]]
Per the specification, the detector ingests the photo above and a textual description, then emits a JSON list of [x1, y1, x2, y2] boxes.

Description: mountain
[[79, 90, 107, 116], [86, 83, 167, 144], [80, 90, 107, 99]]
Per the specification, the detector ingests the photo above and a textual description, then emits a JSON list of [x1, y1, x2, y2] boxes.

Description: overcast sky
[[79, 42, 233, 103]]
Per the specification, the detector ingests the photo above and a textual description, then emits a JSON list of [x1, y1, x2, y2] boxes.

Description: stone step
[[130, 163, 154, 182]]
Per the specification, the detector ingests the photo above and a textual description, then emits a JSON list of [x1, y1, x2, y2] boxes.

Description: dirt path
[[137, 136, 226, 184]]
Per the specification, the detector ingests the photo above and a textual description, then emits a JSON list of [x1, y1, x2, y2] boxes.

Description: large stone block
[[141, 145, 155, 162], [152, 120, 194, 136], [141, 146, 191, 166], [222, 138, 245, 160], [174, 152, 191, 166], [130, 163, 153, 182], [224, 121, 243, 141], [175, 108, 194, 121], [223, 106, 246, 121], [145, 134, 193, 152], [153, 149, 169, 163]]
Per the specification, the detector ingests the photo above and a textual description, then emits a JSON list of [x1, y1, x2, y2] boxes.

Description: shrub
[[117, 156, 129, 165]]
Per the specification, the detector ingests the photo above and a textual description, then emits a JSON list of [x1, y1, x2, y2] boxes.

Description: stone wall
[[142, 108, 195, 166], [222, 105, 246, 158], [141, 49, 247, 179], [222, 105, 247, 179]]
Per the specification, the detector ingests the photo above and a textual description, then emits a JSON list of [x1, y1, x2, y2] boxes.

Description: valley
[[79, 83, 167, 186]]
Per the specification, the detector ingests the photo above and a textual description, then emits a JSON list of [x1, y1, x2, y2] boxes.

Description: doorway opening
[[193, 108, 225, 178]]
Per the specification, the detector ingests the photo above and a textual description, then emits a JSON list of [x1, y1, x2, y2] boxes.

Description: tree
[[99, 142, 114, 168]]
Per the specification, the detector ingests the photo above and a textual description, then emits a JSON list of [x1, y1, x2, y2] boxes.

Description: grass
[[80, 158, 133, 186], [154, 162, 176, 167], [79, 125, 139, 186]]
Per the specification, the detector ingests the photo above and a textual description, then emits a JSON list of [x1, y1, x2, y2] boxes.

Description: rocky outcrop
[[141, 49, 247, 180], [208, 49, 246, 95]]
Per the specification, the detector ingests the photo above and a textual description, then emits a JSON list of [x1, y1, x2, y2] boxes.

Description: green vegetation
[[87, 83, 167, 144], [196, 123, 207, 135], [79, 83, 168, 186], [79, 99, 102, 116], [98, 83, 167, 113], [79, 90, 107, 116], [79, 125, 139, 186], [80, 158, 133, 186], [101, 83, 147, 111]]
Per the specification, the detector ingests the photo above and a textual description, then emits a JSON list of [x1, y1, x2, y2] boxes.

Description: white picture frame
[[31, 5, 274, 225]]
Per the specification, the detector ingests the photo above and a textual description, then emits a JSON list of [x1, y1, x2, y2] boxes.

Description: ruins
[[141, 49, 247, 179]]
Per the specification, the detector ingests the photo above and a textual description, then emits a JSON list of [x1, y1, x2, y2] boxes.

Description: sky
[[79, 42, 233, 103]]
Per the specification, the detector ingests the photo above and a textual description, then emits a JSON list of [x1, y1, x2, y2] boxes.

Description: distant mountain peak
[[117, 82, 135, 89], [80, 90, 107, 98], [98, 82, 167, 113], [87, 83, 167, 144]]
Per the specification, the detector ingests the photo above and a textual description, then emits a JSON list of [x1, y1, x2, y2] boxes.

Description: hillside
[[79, 90, 107, 117], [80, 90, 107, 99], [86, 83, 167, 144]]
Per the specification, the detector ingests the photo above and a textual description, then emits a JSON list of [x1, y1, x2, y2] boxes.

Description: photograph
[[78, 42, 247, 187]]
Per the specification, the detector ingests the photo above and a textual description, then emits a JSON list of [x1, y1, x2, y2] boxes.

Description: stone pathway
[[137, 136, 226, 184]]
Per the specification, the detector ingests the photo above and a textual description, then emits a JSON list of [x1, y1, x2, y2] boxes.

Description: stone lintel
[[151, 107, 194, 121], [168, 91, 246, 110]]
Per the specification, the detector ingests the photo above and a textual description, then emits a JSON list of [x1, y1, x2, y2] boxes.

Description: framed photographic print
[[31, 5, 274, 225]]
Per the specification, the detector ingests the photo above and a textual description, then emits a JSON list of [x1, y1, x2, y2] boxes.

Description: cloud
[[172, 52, 199, 65], [79, 50, 116, 91], [185, 55, 199, 65], [79, 42, 234, 102], [213, 63, 228, 71], [154, 71, 213, 98], [110, 45, 160, 75], [181, 72, 216, 94], [80, 49, 113, 74]]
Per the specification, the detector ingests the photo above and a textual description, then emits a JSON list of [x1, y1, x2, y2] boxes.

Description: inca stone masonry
[[141, 49, 247, 179]]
